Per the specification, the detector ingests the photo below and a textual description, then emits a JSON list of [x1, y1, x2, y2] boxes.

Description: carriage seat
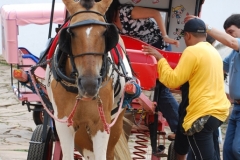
[[126, 49, 157, 91], [122, 35, 182, 93], [18, 47, 45, 79]]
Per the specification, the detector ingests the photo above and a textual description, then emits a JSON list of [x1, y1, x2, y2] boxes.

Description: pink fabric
[[1, 3, 66, 64], [1, 3, 65, 26]]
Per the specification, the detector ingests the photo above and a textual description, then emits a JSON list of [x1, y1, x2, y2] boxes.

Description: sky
[[0, 0, 240, 57], [201, 0, 240, 32]]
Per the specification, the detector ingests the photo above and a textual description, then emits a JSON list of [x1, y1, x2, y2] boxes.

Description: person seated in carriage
[[105, 0, 180, 156]]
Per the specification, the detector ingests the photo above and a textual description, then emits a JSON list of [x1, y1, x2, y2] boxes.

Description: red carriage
[[1, 0, 204, 159]]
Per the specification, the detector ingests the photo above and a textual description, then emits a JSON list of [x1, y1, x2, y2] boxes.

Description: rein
[[69, 10, 105, 20], [29, 68, 80, 126], [71, 52, 104, 58], [97, 80, 135, 134]]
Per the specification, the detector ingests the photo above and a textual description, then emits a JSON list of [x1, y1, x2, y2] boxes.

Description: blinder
[[58, 19, 119, 54]]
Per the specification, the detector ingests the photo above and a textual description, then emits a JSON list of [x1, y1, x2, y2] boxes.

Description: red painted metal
[[125, 83, 156, 114], [47, 21, 70, 60], [126, 49, 157, 90], [122, 35, 182, 69], [132, 131, 149, 160]]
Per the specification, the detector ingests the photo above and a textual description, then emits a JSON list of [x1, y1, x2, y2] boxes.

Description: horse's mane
[[80, 0, 95, 10]]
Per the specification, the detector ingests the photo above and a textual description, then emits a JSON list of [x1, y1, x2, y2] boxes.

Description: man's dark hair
[[223, 14, 240, 30], [206, 34, 216, 45]]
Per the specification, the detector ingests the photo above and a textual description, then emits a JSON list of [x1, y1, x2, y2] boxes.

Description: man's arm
[[206, 27, 239, 51], [184, 15, 239, 51], [142, 45, 194, 88]]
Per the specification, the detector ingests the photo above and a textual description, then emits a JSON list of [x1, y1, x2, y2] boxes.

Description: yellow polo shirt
[[158, 42, 230, 131]]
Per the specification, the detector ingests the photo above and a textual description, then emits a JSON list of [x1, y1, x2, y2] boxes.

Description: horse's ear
[[105, 24, 119, 51], [96, 0, 113, 14], [58, 28, 71, 54], [62, 0, 81, 15]]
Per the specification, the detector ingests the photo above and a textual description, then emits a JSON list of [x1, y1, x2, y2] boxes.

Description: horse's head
[[59, 0, 118, 99]]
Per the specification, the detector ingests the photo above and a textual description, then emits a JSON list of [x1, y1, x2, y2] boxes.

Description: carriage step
[[13, 69, 28, 82]]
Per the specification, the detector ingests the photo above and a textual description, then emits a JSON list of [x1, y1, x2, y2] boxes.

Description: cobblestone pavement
[[0, 60, 36, 160], [0, 56, 227, 160]]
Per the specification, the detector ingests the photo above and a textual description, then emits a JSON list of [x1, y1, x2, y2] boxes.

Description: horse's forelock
[[80, 0, 95, 10]]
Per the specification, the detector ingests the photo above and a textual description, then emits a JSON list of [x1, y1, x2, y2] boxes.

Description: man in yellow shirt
[[142, 18, 230, 160]]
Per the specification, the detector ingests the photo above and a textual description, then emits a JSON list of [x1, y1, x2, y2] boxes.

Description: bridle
[[53, 9, 119, 93], [66, 10, 118, 55]]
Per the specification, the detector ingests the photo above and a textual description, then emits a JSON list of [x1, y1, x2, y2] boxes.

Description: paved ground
[[0, 55, 228, 160], [0, 59, 36, 160]]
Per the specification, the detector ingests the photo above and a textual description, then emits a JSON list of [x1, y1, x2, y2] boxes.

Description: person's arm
[[142, 45, 164, 61], [184, 15, 239, 51], [131, 7, 179, 47], [142, 45, 194, 88], [131, 6, 167, 36], [206, 27, 239, 51]]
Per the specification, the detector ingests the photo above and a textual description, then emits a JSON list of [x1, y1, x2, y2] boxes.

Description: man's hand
[[142, 45, 164, 61]]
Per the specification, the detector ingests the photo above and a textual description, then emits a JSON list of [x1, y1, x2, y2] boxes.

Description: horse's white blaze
[[91, 130, 110, 160], [86, 27, 92, 38]]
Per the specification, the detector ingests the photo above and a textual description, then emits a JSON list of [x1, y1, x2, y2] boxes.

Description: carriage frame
[[1, 0, 205, 159]]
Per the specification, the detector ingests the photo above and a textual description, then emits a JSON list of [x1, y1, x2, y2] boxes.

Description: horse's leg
[[45, 66, 75, 160], [50, 96, 76, 160], [107, 110, 126, 160], [55, 120, 75, 160], [91, 130, 110, 160]]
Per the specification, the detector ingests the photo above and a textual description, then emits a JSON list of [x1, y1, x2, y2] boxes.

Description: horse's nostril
[[98, 77, 102, 85], [78, 78, 81, 82], [78, 78, 82, 87]]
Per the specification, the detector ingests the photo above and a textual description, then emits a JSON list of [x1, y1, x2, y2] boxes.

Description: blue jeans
[[149, 81, 179, 153], [223, 104, 240, 160], [156, 81, 179, 132]]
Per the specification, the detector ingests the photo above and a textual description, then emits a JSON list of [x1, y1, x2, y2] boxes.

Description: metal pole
[[48, 0, 56, 39]]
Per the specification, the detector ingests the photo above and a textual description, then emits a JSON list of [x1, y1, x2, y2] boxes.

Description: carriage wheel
[[33, 109, 44, 125], [27, 124, 53, 160], [167, 141, 176, 160]]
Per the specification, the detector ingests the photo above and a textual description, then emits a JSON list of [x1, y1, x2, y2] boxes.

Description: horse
[[45, 0, 133, 159]]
